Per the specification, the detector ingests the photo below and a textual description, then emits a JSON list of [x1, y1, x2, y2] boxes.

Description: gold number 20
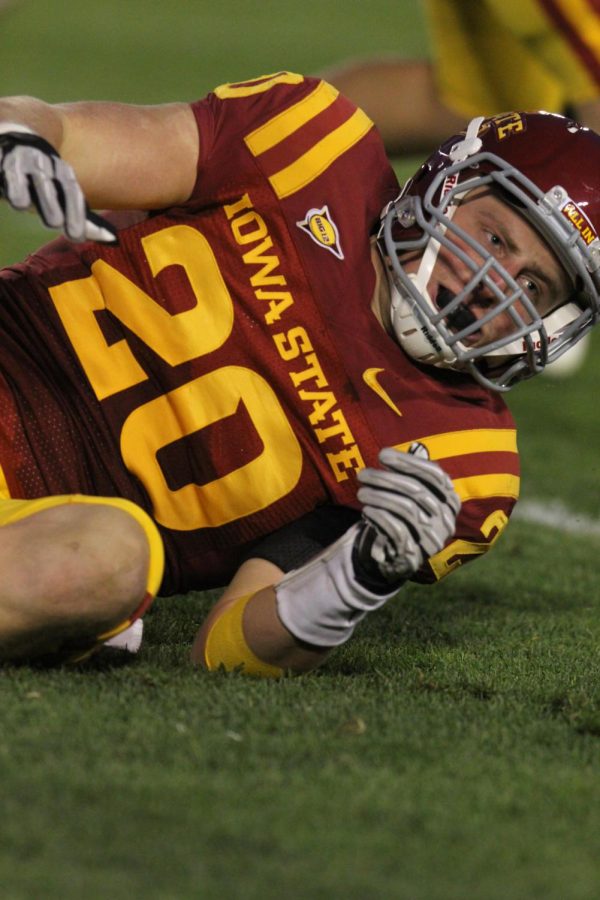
[[49, 224, 303, 531]]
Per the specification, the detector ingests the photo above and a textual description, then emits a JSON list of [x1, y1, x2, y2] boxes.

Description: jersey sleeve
[[189, 73, 335, 191], [186, 71, 375, 203], [397, 426, 520, 584]]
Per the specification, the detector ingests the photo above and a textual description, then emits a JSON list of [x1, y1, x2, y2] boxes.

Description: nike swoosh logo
[[362, 367, 403, 417]]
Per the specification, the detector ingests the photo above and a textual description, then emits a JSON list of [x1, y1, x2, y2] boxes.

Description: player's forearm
[[192, 580, 330, 675], [322, 58, 466, 155], [226, 587, 331, 673], [190, 544, 332, 673], [0, 96, 199, 209]]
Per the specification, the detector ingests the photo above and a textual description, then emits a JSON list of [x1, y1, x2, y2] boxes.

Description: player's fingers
[[360, 507, 424, 569], [2, 142, 117, 244], [378, 449, 456, 499], [54, 157, 88, 241], [357, 481, 438, 523], [83, 209, 119, 244], [378, 447, 460, 511], [363, 502, 449, 559], [2, 147, 34, 209], [357, 468, 452, 521], [28, 173, 65, 229]]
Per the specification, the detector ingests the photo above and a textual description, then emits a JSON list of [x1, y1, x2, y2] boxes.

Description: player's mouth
[[435, 285, 483, 345]]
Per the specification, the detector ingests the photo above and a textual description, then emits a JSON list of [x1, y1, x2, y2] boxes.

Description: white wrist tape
[[275, 524, 401, 648]]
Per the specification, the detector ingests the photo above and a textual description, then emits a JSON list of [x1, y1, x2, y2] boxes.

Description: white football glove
[[0, 123, 117, 243], [354, 447, 460, 584], [276, 448, 461, 647]]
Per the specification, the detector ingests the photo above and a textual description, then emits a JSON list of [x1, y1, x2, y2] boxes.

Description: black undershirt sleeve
[[240, 505, 362, 573]]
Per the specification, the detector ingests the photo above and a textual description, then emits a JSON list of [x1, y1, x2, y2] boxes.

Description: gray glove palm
[[355, 447, 461, 583]]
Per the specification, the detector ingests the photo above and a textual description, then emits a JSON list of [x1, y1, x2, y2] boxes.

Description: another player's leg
[[322, 58, 465, 155], [0, 494, 164, 662]]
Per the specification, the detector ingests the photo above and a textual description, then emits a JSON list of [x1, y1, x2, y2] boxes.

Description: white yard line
[[513, 499, 600, 538]]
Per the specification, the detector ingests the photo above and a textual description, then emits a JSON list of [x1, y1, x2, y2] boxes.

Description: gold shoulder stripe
[[393, 428, 517, 459], [245, 81, 339, 156], [268, 108, 373, 199], [215, 71, 304, 99], [453, 473, 520, 503]]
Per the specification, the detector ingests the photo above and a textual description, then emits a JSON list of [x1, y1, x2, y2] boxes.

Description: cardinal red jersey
[[0, 72, 519, 592]]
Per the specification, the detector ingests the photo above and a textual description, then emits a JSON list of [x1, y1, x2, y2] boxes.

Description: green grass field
[[2, 2, 600, 898]]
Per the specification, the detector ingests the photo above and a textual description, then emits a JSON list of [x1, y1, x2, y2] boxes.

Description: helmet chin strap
[[387, 116, 487, 365], [448, 116, 485, 163], [388, 202, 461, 366], [397, 113, 485, 309]]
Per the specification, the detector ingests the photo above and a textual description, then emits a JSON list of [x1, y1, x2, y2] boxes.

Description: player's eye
[[485, 230, 503, 250], [518, 275, 539, 297]]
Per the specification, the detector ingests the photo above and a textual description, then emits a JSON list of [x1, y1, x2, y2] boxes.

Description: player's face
[[401, 189, 572, 347]]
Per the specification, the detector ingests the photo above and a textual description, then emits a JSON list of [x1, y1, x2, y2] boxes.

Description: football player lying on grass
[[0, 73, 599, 674]]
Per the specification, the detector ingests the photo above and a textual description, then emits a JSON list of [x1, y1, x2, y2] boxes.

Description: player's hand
[[0, 123, 117, 244], [354, 447, 460, 583]]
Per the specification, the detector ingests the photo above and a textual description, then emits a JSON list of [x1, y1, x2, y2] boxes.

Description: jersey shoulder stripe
[[393, 427, 520, 502], [243, 79, 373, 199], [267, 109, 373, 199], [393, 427, 517, 459], [244, 80, 340, 155], [214, 71, 305, 99], [452, 472, 520, 503]]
